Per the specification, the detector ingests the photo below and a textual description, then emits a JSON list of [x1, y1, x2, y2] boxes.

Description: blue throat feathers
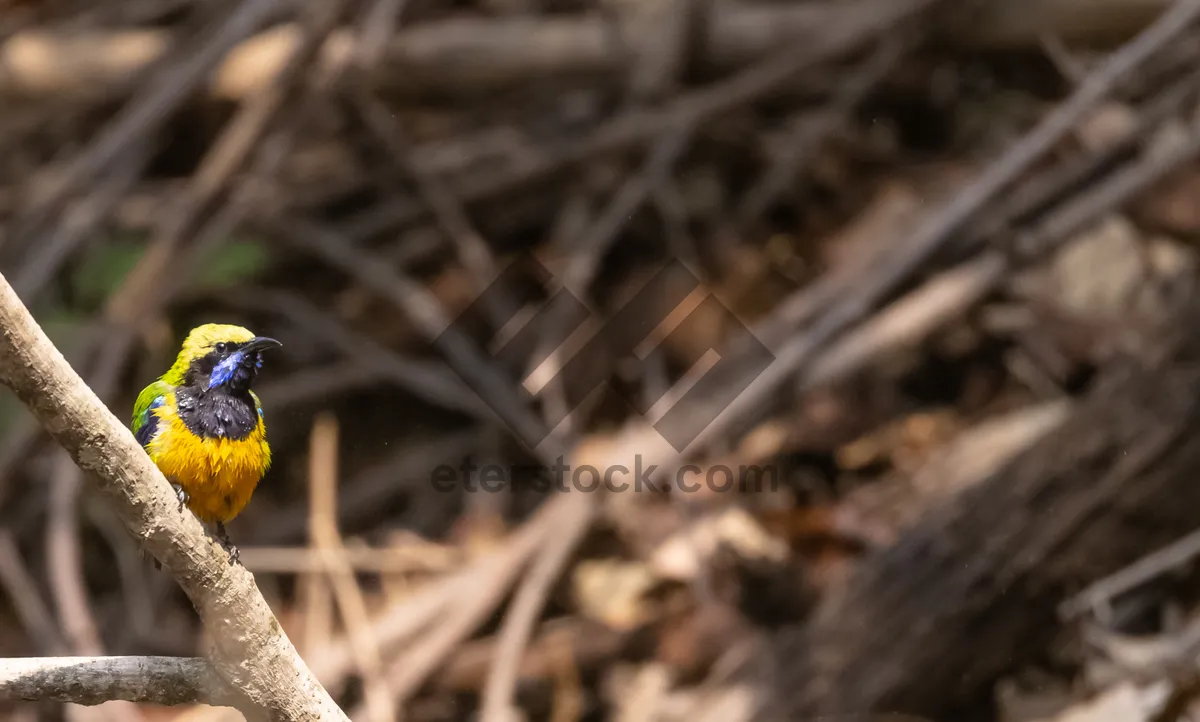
[[207, 351, 244, 390], [206, 349, 264, 392]]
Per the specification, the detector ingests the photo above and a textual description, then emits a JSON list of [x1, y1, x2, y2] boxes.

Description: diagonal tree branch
[[0, 270, 349, 721]]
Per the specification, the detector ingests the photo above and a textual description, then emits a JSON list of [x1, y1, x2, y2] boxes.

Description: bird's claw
[[171, 483, 189, 513], [215, 522, 241, 566]]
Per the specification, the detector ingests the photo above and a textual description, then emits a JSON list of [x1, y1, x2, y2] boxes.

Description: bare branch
[[0, 657, 217, 707], [0, 270, 348, 721]]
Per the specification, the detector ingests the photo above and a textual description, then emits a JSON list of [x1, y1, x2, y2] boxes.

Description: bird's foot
[[171, 483, 189, 513], [215, 522, 240, 566]]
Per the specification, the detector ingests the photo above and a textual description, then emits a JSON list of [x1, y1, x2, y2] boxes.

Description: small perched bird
[[131, 324, 281, 563]]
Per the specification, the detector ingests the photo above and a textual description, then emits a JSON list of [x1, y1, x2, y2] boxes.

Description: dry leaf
[[1048, 215, 1145, 320], [572, 559, 657, 630], [650, 508, 788, 582], [836, 408, 960, 474]]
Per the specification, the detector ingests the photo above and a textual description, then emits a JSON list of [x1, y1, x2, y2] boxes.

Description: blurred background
[[7, 0, 1200, 721]]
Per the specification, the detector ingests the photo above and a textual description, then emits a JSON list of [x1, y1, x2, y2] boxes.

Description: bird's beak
[[243, 336, 282, 353]]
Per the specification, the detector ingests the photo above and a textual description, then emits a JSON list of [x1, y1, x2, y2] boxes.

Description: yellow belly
[[146, 399, 271, 524]]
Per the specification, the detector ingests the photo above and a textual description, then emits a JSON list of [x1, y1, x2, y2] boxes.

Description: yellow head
[[162, 323, 281, 390]]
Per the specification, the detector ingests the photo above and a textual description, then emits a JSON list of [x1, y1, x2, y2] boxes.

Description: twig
[[0, 270, 347, 719], [671, 255, 1010, 505], [1013, 106, 1200, 258], [933, 0, 1200, 263], [315, 500, 555, 699], [299, 437, 334, 663], [803, 255, 1007, 392], [719, 111, 1200, 473], [0, 657, 218, 706], [653, 182, 700, 271], [479, 502, 593, 722], [104, 0, 346, 326], [13, 0, 281, 240], [607, 33, 1200, 541], [46, 333, 133, 661], [81, 503, 158, 646], [366, 515, 555, 708], [547, 625, 586, 722], [339, 0, 944, 241], [954, 0, 1173, 49], [308, 414, 395, 722], [254, 360, 388, 413], [532, 121, 697, 442], [0, 530, 68, 656], [242, 431, 479, 547], [681, 0, 1200, 458], [1040, 31, 1088, 84], [0, 1, 1177, 102], [735, 33, 913, 225], [562, 125, 696, 294], [46, 458, 104, 656], [1060, 525, 1200, 619], [9, 137, 153, 305], [966, 63, 1200, 244], [354, 0, 406, 68], [351, 85, 522, 330], [272, 217, 554, 455], [435, 617, 635, 692], [250, 290, 488, 417], [747, 0, 1200, 361], [0, 328, 117, 511]]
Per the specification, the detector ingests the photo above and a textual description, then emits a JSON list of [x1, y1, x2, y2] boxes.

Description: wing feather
[[132, 380, 172, 450]]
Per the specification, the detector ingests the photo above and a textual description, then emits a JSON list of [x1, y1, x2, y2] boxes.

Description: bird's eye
[[215, 342, 228, 353]]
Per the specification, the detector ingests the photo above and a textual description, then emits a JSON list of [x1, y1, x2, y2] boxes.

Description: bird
[[131, 323, 281, 564]]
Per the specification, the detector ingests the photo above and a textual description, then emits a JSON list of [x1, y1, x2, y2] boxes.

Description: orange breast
[[145, 392, 271, 524]]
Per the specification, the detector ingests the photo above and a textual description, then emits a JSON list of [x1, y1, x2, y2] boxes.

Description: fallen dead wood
[[764, 294, 1200, 721], [0, 0, 1176, 103], [953, 0, 1179, 49]]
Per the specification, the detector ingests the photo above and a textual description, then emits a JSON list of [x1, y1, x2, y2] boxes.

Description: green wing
[[132, 380, 172, 449], [249, 390, 271, 472]]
